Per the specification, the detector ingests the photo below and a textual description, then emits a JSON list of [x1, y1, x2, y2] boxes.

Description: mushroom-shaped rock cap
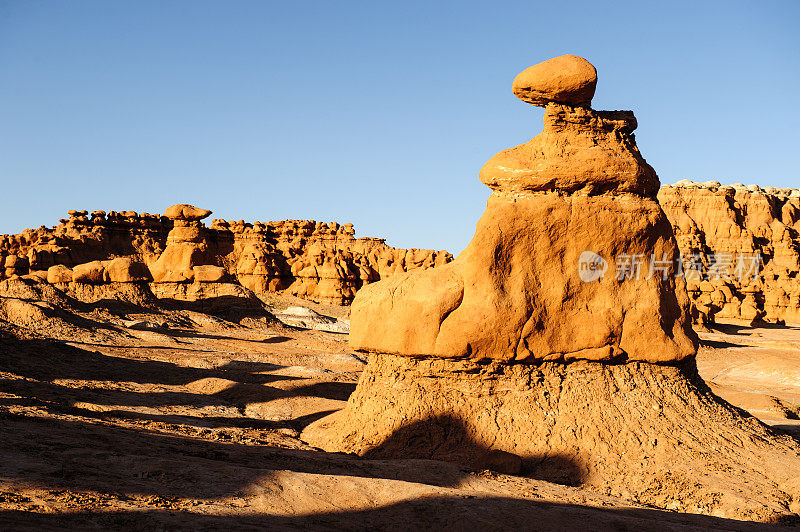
[[164, 204, 212, 221], [512, 54, 597, 108]]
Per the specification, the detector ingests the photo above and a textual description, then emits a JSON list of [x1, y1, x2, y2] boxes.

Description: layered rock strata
[[304, 55, 800, 522], [659, 181, 800, 325], [0, 208, 451, 304]]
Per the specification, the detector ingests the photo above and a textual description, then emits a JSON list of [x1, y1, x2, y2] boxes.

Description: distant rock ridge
[[0, 206, 452, 304], [659, 179, 800, 326]]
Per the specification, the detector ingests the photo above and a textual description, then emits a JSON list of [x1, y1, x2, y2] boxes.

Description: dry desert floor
[[1, 291, 799, 530]]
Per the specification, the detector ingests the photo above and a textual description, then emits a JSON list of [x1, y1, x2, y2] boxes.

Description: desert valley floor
[[1, 286, 799, 531]]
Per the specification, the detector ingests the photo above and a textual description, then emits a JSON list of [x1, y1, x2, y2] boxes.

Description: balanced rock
[[148, 204, 246, 299], [149, 204, 212, 283], [164, 204, 212, 221], [512, 54, 597, 107]]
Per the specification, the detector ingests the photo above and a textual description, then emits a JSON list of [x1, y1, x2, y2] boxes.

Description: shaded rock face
[[0, 206, 452, 304], [350, 64, 696, 364], [659, 182, 800, 326], [306, 56, 800, 522]]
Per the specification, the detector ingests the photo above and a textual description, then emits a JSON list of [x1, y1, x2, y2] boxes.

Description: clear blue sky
[[1, 1, 797, 254]]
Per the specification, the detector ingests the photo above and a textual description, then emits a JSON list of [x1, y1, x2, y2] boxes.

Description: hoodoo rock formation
[[659, 181, 800, 326], [0, 208, 451, 305], [348, 57, 692, 364], [304, 56, 800, 522]]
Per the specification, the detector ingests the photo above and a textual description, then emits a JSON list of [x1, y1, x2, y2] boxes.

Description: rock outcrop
[[149, 205, 213, 283], [349, 58, 694, 364], [512, 54, 597, 108], [304, 56, 800, 522], [0, 207, 452, 305], [659, 181, 800, 326]]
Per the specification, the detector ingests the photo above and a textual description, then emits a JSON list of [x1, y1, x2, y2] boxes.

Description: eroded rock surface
[[349, 59, 695, 364], [0, 205, 451, 305], [659, 181, 800, 326]]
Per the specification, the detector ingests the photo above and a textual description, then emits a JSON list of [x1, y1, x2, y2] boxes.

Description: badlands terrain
[[0, 283, 798, 530], [1, 55, 800, 530]]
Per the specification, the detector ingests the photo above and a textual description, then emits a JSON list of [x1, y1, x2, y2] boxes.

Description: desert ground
[[0, 284, 798, 531]]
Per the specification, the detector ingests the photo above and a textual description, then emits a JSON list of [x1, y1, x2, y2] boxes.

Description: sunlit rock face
[[350, 55, 695, 364], [0, 205, 452, 304], [659, 181, 800, 326]]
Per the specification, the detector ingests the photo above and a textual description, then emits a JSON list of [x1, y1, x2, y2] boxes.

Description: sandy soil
[[0, 286, 797, 530], [697, 321, 800, 435]]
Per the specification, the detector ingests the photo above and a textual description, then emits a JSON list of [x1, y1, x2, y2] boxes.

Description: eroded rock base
[[304, 354, 800, 523]]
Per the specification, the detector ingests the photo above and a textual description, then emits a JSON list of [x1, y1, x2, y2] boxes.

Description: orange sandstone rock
[[479, 105, 659, 196], [350, 57, 695, 364], [659, 182, 800, 325], [164, 204, 212, 221], [105, 257, 151, 283], [512, 54, 597, 107], [0, 207, 451, 303], [71, 260, 106, 283], [46, 264, 73, 284]]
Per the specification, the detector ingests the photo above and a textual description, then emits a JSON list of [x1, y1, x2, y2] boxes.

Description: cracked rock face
[[349, 57, 696, 364]]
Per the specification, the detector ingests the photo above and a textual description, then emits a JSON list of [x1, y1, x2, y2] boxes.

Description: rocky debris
[[304, 56, 800, 522], [512, 54, 597, 107], [275, 306, 350, 333], [659, 181, 800, 326], [0, 206, 451, 305]]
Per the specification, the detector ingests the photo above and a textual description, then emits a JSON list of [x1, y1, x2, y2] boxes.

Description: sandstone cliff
[[0, 208, 451, 305], [659, 180, 800, 326]]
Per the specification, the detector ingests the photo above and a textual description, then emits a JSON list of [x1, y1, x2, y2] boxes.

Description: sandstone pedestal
[[304, 354, 800, 522]]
